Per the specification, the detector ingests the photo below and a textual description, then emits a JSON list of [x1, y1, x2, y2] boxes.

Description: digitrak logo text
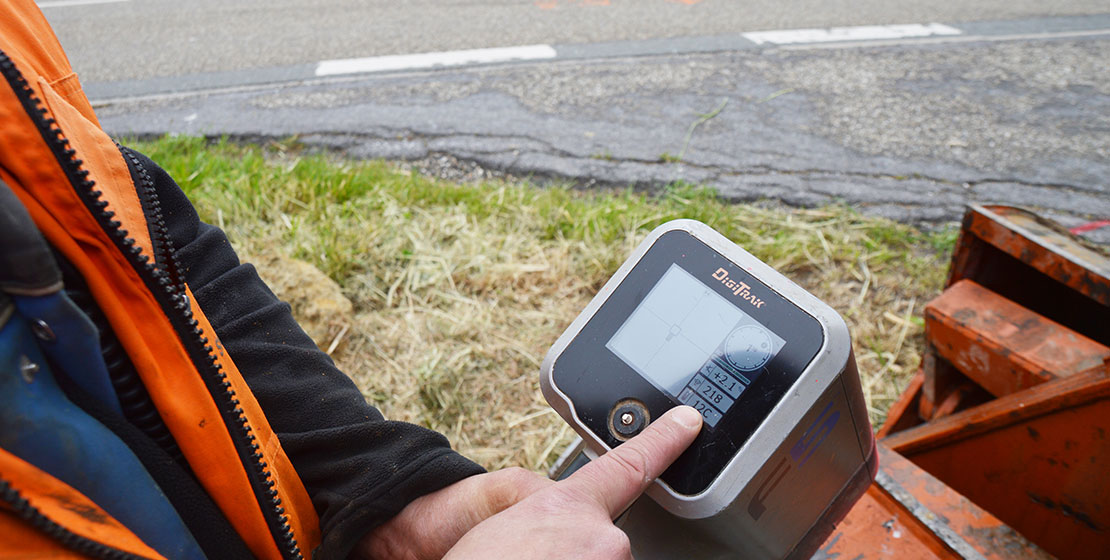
[[712, 268, 765, 308]]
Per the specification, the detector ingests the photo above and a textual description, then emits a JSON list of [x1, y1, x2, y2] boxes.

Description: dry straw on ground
[[250, 201, 946, 472], [146, 137, 950, 473]]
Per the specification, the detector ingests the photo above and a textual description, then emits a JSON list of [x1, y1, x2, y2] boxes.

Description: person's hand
[[443, 405, 703, 559], [355, 467, 554, 560]]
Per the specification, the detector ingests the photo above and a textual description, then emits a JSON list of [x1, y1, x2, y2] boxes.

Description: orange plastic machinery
[[825, 205, 1109, 559]]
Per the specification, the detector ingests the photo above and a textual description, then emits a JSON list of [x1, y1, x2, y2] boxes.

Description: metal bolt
[[20, 356, 39, 383], [620, 412, 635, 426], [31, 319, 55, 342]]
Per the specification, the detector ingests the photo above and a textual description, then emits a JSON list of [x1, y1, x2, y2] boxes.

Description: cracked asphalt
[[95, 33, 1110, 242]]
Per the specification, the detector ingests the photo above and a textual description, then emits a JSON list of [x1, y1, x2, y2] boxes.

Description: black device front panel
[[553, 229, 824, 495]]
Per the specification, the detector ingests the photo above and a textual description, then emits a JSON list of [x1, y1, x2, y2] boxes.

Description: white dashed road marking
[[37, 0, 129, 8], [741, 23, 962, 45], [315, 45, 558, 77]]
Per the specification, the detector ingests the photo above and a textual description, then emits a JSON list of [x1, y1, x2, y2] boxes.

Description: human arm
[[133, 148, 485, 559]]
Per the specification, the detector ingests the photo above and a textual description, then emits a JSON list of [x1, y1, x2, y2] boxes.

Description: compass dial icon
[[724, 325, 774, 371]]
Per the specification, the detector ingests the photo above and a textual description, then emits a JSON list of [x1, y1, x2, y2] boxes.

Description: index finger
[[561, 405, 702, 518]]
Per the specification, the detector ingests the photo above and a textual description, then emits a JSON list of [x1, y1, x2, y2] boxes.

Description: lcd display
[[606, 264, 785, 427]]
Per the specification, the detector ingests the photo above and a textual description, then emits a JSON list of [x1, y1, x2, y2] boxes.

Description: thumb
[[560, 405, 702, 518]]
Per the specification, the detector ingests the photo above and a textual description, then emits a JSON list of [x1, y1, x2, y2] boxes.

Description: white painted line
[[743, 23, 961, 45], [316, 44, 558, 77], [778, 28, 1110, 51], [37, 0, 129, 8]]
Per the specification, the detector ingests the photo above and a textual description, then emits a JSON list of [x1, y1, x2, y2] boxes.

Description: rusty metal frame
[[817, 444, 1053, 559]]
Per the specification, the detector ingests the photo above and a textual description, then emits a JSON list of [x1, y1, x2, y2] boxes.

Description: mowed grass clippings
[[134, 136, 953, 472]]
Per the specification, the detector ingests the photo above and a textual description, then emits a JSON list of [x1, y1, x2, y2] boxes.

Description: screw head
[[20, 356, 39, 383], [31, 319, 55, 342], [620, 412, 635, 426]]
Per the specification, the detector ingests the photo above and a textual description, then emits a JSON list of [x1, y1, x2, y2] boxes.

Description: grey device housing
[[540, 219, 876, 559]]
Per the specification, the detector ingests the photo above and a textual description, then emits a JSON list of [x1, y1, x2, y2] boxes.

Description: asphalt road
[[37, 1, 1110, 242], [43, 0, 1110, 82]]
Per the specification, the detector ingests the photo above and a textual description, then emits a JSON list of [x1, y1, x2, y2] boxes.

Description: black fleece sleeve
[[129, 149, 485, 559]]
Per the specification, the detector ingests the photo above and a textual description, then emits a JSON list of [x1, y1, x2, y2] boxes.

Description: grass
[[133, 135, 955, 472]]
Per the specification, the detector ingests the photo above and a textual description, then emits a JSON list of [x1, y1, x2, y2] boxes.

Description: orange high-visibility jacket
[[0, 1, 321, 557]]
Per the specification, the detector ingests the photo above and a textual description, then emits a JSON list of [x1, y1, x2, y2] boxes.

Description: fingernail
[[670, 406, 703, 430]]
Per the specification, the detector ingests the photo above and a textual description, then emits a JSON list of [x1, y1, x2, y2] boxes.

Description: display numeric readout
[[703, 361, 747, 399], [675, 317, 783, 428], [678, 357, 753, 427]]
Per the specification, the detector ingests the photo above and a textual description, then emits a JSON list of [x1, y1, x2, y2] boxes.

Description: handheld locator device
[[540, 220, 876, 559]]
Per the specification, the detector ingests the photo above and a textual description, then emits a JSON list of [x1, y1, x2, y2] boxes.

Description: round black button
[[609, 400, 649, 440]]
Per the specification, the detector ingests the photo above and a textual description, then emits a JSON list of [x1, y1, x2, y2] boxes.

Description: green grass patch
[[132, 135, 950, 471]]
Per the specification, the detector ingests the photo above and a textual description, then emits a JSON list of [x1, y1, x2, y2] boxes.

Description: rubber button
[[609, 400, 649, 440]]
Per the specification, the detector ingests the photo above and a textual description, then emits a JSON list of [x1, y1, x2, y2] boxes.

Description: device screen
[[552, 229, 824, 494], [606, 264, 786, 428]]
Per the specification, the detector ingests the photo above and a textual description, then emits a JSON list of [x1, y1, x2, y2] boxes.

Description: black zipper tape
[[0, 478, 149, 560]]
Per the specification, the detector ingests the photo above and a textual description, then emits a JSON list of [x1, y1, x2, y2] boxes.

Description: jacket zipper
[[0, 478, 149, 560], [0, 52, 301, 559]]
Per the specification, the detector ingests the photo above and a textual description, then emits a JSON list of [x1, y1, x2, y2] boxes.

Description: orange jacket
[[0, 0, 321, 557]]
